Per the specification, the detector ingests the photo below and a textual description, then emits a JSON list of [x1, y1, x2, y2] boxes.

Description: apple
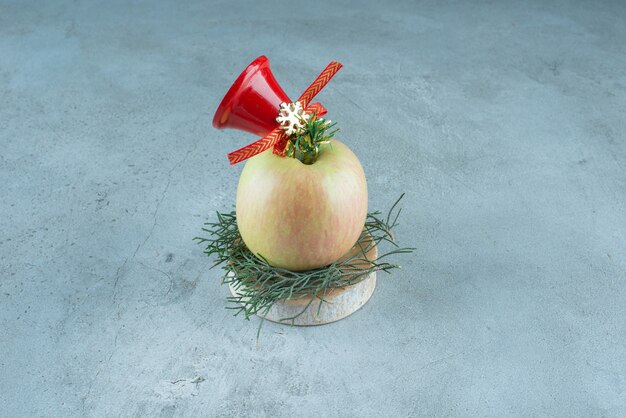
[[236, 140, 368, 271]]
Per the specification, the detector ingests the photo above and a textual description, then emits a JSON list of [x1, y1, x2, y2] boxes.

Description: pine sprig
[[194, 194, 414, 338], [284, 115, 338, 164]]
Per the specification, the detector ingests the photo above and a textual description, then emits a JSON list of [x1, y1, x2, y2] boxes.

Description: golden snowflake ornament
[[276, 101, 310, 136]]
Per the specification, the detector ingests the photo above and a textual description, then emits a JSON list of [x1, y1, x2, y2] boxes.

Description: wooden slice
[[228, 234, 378, 326]]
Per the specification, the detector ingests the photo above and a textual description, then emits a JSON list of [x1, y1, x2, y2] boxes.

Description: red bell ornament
[[212, 56, 291, 137]]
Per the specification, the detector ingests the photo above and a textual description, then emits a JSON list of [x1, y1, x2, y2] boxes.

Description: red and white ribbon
[[227, 61, 343, 165]]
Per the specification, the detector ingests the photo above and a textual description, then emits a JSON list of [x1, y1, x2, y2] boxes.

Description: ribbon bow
[[227, 61, 343, 165]]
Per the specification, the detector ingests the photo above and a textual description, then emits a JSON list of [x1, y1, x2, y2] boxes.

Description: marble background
[[1, 0, 625, 416]]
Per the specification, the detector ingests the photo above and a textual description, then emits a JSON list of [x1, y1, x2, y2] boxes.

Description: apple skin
[[236, 140, 368, 271]]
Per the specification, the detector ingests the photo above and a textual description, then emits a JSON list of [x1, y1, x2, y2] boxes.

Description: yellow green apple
[[236, 140, 368, 271]]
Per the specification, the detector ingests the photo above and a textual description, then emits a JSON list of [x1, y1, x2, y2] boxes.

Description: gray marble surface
[[1, 0, 625, 416]]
